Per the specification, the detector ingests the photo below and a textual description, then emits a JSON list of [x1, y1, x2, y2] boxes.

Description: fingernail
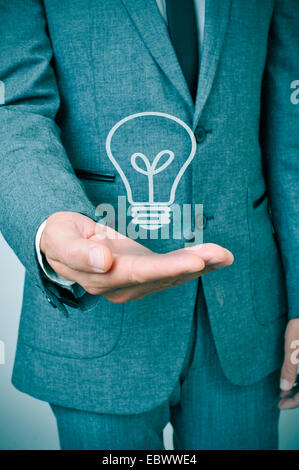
[[89, 247, 105, 271], [280, 379, 292, 391]]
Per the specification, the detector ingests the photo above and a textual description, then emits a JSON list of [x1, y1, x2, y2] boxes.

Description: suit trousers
[[50, 282, 281, 450]]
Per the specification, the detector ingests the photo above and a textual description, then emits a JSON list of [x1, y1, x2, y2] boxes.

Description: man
[[0, 0, 298, 450]]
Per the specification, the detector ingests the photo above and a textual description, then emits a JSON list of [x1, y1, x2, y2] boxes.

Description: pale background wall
[[0, 233, 298, 450]]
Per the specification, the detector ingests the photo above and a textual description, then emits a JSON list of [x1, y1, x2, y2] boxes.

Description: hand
[[279, 318, 299, 410], [40, 211, 234, 303]]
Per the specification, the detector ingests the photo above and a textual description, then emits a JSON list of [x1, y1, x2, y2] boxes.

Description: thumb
[[63, 237, 113, 273], [280, 320, 299, 391], [43, 212, 113, 274]]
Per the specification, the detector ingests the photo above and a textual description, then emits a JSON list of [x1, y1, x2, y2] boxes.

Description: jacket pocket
[[74, 168, 118, 209], [20, 276, 124, 359], [247, 182, 287, 325], [74, 168, 116, 183]]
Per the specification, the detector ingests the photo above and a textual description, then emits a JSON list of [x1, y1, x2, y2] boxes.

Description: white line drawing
[[106, 112, 197, 230]]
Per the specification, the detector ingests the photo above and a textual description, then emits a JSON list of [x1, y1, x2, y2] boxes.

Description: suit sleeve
[[260, 0, 299, 320], [0, 0, 96, 312]]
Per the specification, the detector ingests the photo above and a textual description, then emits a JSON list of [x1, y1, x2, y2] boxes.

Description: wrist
[[35, 218, 75, 288]]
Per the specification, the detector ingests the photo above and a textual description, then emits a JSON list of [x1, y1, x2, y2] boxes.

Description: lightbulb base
[[130, 204, 171, 230]]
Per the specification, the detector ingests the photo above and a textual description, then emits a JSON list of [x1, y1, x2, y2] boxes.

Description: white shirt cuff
[[35, 220, 75, 287]]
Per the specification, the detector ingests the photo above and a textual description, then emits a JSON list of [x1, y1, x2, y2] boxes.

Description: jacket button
[[187, 231, 195, 241], [194, 213, 207, 230], [195, 214, 214, 231], [194, 126, 207, 144]]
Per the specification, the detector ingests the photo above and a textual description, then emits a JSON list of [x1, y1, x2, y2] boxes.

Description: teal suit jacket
[[0, 0, 298, 414]]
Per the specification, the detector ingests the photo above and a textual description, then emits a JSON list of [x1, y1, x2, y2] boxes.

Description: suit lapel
[[120, 0, 232, 126], [193, 0, 232, 129], [121, 0, 194, 111]]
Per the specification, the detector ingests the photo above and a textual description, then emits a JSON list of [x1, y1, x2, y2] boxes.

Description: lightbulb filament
[[131, 150, 174, 203]]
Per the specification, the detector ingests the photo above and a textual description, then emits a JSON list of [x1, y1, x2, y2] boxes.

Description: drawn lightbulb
[[106, 112, 196, 230]]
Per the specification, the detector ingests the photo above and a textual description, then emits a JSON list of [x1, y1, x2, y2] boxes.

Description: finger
[[47, 237, 113, 274], [103, 276, 182, 303], [278, 393, 299, 410], [125, 250, 206, 285], [88, 245, 231, 296], [102, 280, 175, 303], [47, 258, 130, 296], [44, 215, 114, 274], [185, 243, 234, 268], [123, 242, 234, 285], [80, 243, 234, 300], [103, 286, 150, 303], [79, 248, 205, 291], [103, 267, 216, 304], [50, 240, 233, 293], [44, 258, 107, 288], [280, 363, 298, 393]]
